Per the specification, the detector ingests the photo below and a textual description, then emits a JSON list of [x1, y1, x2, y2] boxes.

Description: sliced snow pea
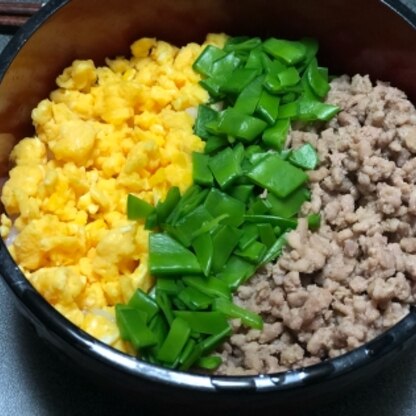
[[172, 205, 214, 247], [162, 223, 191, 248], [199, 52, 243, 97], [243, 214, 297, 230], [208, 146, 242, 189], [156, 277, 181, 295], [232, 142, 246, 164], [229, 184, 255, 203], [260, 233, 288, 266], [256, 89, 280, 124], [224, 36, 262, 53], [307, 213, 321, 230], [148, 312, 169, 351], [319, 66, 329, 81], [149, 233, 202, 276], [301, 37, 319, 64], [193, 104, 219, 140], [306, 57, 330, 98], [238, 223, 259, 251], [266, 186, 310, 218], [216, 255, 256, 291], [247, 197, 272, 215], [262, 119, 290, 150], [276, 101, 299, 119], [191, 213, 229, 239], [262, 38, 307, 65], [178, 338, 197, 367], [157, 317, 191, 364], [247, 150, 271, 166], [297, 98, 340, 121], [128, 289, 159, 323], [262, 54, 287, 73], [145, 211, 158, 230], [245, 47, 263, 70], [204, 188, 245, 227], [115, 305, 157, 349], [192, 45, 227, 76], [155, 291, 175, 325], [213, 298, 263, 330], [221, 68, 259, 94], [277, 67, 300, 87], [182, 275, 231, 299], [257, 223, 276, 248], [234, 75, 264, 115], [211, 224, 241, 272], [166, 185, 208, 225], [120, 35, 343, 371], [204, 135, 229, 154], [155, 186, 181, 225], [173, 311, 230, 335], [281, 91, 299, 104], [192, 232, 213, 277], [200, 325, 232, 354], [247, 153, 308, 197], [210, 51, 242, 78], [289, 143, 319, 170], [127, 194, 154, 221], [199, 78, 223, 98], [196, 355, 222, 370], [177, 287, 213, 310], [216, 108, 268, 142], [192, 152, 214, 187], [234, 240, 267, 264], [172, 296, 188, 311], [263, 72, 283, 93]]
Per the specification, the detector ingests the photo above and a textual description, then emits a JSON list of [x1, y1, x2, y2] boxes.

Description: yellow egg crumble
[[0, 34, 227, 350]]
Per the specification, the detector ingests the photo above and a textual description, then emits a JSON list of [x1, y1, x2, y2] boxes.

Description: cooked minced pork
[[215, 74, 416, 375]]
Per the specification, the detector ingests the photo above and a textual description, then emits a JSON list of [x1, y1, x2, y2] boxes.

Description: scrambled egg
[[0, 34, 226, 351]]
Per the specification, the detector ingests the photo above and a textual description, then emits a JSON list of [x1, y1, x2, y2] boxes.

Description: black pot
[[1, 0, 416, 412]]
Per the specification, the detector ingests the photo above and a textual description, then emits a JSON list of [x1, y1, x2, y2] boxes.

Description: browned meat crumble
[[215, 74, 416, 376]]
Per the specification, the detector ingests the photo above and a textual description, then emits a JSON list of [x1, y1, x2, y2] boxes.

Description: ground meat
[[216, 75, 416, 375]]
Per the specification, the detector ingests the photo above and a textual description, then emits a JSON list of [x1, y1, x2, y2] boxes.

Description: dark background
[[1, 0, 416, 415]]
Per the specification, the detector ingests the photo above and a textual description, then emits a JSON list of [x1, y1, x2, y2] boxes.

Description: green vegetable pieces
[[117, 34, 340, 373]]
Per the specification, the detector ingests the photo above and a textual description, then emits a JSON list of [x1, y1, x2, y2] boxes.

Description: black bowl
[[1, 0, 416, 412]]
